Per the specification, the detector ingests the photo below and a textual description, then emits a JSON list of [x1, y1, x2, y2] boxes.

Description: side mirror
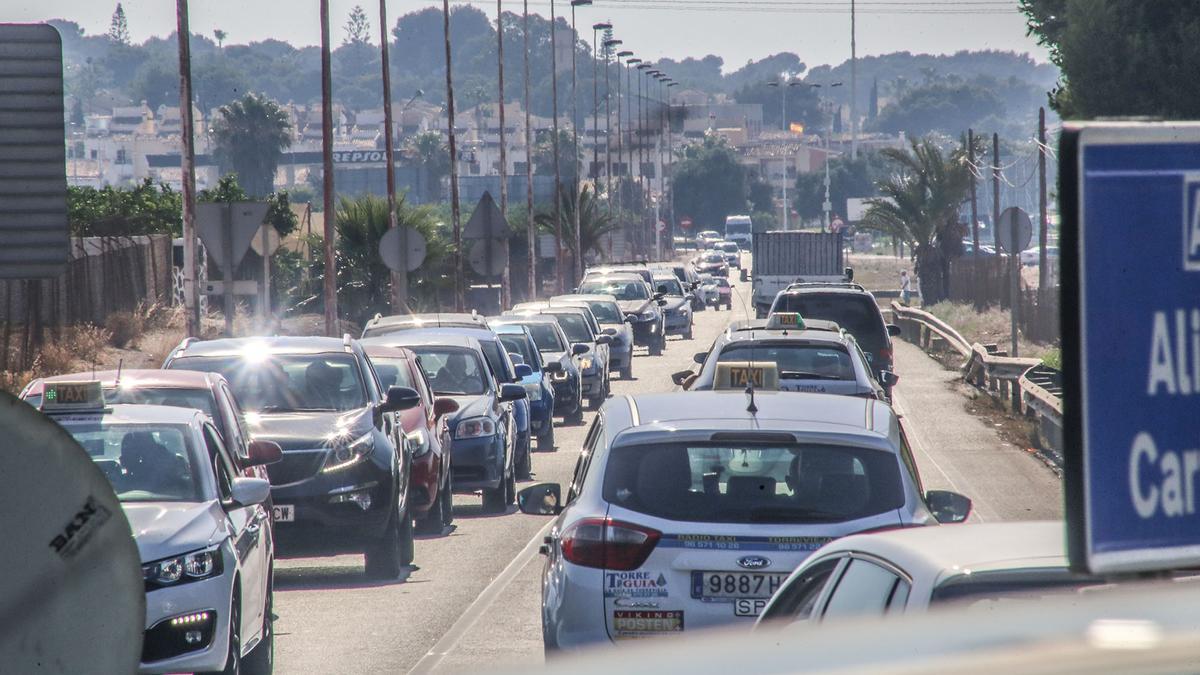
[[879, 370, 900, 388], [926, 490, 972, 524], [624, 314, 636, 323], [887, 324, 902, 337], [514, 363, 534, 378], [433, 397, 460, 417], [518, 483, 562, 515], [603, 327, 618, 336], [572, 343, 591, 355], [656, 299, 668, 307], [380, 386, 422, 413], [693, 351, 708, 365], [544, 361, 564, 373], [230, 477, 271, 507], [508, 351, 526, 366], [652, 292, 665, 301], [245, 440, 283, 467], [499, 383, 528, 402], [595, 334, 612, 346], [671, 370, 694, 388]]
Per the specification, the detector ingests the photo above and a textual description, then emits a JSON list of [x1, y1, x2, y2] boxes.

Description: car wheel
[[441, 475, 454, 527], [418, 485, 446, 534], [683, 323, 694, 340], [566, 403, 584, 424], [620, 363, 633, 380], [537, 423, 555, 452], [242, 576, 273, 675], [201, 590, 240, 675], [364, 501, 405, 579], [482, 482, 506, 513], [504, 467, 517, 505], [517, 434, 533, 479], [649, 336, 663, 356]]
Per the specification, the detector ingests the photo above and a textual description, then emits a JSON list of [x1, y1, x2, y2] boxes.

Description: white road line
[[408, 519, 554, 674]]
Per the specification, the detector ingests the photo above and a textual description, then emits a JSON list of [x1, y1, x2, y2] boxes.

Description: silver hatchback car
[[518, 391, 971, 651]]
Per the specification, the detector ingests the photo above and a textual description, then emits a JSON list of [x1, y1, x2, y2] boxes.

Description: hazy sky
[[6, 0, 1049, 70]]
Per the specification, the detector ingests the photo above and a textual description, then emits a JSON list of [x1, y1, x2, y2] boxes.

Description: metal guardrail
[[889, 302, 1064, 467]]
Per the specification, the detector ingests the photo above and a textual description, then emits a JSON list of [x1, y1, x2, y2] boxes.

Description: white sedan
[[42, 382, 279, 674]]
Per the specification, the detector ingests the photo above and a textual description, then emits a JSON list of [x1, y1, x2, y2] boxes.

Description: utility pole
[[496, 0, 510, 308], [320, 0, 339, 335], [175, 0, 200, 337], [603, 39, 620, 221], [615, 50, 630, 233], [667, 80, 677, 251], [592, 23, 609, 185], [379, 0, 405, 315], [636, 65, 646, 251], [570, 0, 591, 283], [1037, 107, 1048, 291], [968, 128, 980, 308], [550, 0, 564, 293], [443, 0, 464, 310], [850, 0, 858, 160], [992, 132, 1000, 251], [523, 0, 536, 299]]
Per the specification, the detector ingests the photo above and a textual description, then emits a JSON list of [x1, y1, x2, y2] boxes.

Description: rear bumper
[[529, 397, 554, 432], [630, 319, 661, 345], [581, 370, 604, 396], [664, 311, 691, 333]]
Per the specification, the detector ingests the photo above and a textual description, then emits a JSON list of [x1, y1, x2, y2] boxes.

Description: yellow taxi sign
[[766, 312, 805, 330], [41, 381, 106, 412], [714, 362, 778, 391]]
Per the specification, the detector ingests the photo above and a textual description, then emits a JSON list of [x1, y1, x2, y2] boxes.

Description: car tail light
[[878, 347, 893, 366], [560, 517, 661, 571]]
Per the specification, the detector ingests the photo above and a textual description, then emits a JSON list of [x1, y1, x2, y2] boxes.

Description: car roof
[[489, 323, 533, 336], [364, 312, 486, 330], [393, 326, 499, 342], [726, 318, 844, 335], [359, 344, 415, 359], [581, 272, 645, 282], [815, 521, 1069, 576], [360, 332, 480, 349], [618, 391, 893, 438], [171, 336, 354, 357], [719, 328, 855, 347], [552, 294, 618, 304], [781, 284, 873, 297], [25, 369, 220, 397], [50, 403, 205, 425], [489, 314, 561, 326]]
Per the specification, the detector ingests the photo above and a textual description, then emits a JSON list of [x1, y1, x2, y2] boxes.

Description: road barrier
[[890, 302, 1063, 467]]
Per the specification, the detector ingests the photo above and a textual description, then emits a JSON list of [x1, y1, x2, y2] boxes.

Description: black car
[[163, 335, 422, 579], [489, 315, 585, 424], [365, 332, 527, 513], [768, 283, 903, 394], [576, 273, 667, 356]]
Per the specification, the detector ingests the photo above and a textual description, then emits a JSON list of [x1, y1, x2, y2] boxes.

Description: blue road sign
[[1062, 123, 1200, 574]]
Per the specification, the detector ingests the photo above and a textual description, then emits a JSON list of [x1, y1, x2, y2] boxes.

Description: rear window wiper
[[779, 371, 846, 381]]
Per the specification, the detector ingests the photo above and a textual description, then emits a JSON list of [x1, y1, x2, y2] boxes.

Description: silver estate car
[[518, 391, 971, 651]]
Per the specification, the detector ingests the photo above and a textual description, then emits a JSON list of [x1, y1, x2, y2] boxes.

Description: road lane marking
[[408, 519, 554, 674]]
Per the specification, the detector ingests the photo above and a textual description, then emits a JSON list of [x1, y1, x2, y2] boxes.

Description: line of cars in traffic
[[18, 259, 698, 673]]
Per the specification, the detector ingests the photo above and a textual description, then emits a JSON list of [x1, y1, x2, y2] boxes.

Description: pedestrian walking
[[900, 270, 913, 306]]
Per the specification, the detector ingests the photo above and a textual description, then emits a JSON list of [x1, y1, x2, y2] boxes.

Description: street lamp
[[666, 79, 678, 250], [592, 22, 612, 185], [569, 0, 592, 282], [808, 81, 843, 230], [767, 77, 803, 231], [618, 51, 634, 238], [549, 0, 564, 292], [626, 57, 641, 252], [523, 0, 536, 298], [636, 63, 653, 255], [602, 37, 621, 218]]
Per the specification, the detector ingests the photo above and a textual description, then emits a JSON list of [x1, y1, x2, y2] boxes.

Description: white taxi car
[[39, 381, 279, 674], [517, 390, 972, 651]]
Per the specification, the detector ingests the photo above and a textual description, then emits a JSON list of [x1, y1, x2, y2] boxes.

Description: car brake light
[[878, 347, 892, 365], [560, 517, 661, 571]]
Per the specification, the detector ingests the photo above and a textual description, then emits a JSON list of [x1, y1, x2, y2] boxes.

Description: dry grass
[[105, 311, 146, 348], [847, 253, 909, 292], [924, 301, 1054, 360]]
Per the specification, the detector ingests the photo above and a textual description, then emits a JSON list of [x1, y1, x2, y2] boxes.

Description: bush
[[106, 311, 147, 348]]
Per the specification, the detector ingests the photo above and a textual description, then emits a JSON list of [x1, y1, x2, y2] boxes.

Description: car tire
[[441, 475, 454, 526], [482, 481, 507, 513], [566, 403, 584, 424], [683, 323, 693, 340], [418, 484, 446, 534], [517, 434, 533, 479], [537, 422, 555, 452], [364, 501, 407, 579], [504, 467, 517, 505], [242, 577, 273, 675], [649, 337, 663, 356], [201, 590, 240, 675]]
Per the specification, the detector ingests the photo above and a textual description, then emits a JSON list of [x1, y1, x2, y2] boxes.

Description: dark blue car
[[362, 333, 526, 513], [492, 323, 555, 451]]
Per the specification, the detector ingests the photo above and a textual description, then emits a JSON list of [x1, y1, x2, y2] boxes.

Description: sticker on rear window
[[612, 610, 683, 638], [661, 534, 833, 552], [605, 571, 669, 598]]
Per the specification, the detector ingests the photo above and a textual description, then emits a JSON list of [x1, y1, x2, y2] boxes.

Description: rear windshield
[[169, 354, 367, 412], [583, 301, 622, 324], [603, 443, 903, 524], [716, 342, 855, 381], [718, 243, 739, 252], [553, 314, 591, 343], [580, 279, 648, 300], [654, 278, 684, 296], [524, 323, 567, 353], [498, 333, 539, 371], [773, 295, 887, 353], [26, 386, 215, 417]]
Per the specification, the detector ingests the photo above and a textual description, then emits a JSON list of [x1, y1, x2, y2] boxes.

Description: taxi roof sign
[[41, 381, 106, 413], [714, 362, 779, 391], [766, 312, 805, 330]]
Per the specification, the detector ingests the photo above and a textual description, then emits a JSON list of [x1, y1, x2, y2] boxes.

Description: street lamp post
[[592, 23, 611, 185], [625, 57, 640, 255], [569, 0, 591, 283], [523, 0, 536, 298], [550, 0, 564, 293], [616, 50, 633, 247], [496, 0, 510, 307], [637, 63, 651, 239], [442, 0, 463, 310], [666, 79, 677, 250], [809, 81, 843, 230], [768, 78, 802, 231], [602, 38, 622, 220]]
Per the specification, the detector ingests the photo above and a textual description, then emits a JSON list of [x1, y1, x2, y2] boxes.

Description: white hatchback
[[519, 391, 972, 651]]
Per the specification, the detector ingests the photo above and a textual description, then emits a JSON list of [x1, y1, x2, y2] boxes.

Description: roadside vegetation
[[923, 301, 1056, 361]]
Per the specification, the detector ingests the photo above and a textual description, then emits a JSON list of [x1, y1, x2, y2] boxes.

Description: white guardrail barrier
[[889, 302, 1064, 467]]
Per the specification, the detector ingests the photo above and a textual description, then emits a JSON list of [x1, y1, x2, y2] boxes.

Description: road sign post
[[1061, 122, 1200, 575], [464, 192, 511, 292], [997, 207, 1033, 359], [196, 201, 269, 336]]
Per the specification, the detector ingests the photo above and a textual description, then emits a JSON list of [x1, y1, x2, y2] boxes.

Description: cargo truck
[[750, 231, 846, 317]]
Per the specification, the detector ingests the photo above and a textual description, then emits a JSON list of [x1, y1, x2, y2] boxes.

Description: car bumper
[[630, 319, 660, 345], [139, 557, 234, 673], [664, 311, 691, 332], [580, 369, 604, 396], [608, 345, 632, 370], [269, 451, 396, 543], [551, 377, 581, 414], [528, 396, 554, 432], [449, 433, 505, 491], [543, 561, 609, 651]]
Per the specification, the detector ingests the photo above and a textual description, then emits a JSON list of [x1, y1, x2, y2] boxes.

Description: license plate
[[272, 505, 295, 522], [691, 571, 788, 600], [734, 598, 769, 617]]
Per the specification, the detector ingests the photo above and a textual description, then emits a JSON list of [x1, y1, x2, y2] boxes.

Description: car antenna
[[745, 379, 758, 414], [114, 359, 123, 387]]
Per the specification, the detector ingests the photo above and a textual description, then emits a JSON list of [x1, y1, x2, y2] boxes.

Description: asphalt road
[[271, 269, 1063, 674]]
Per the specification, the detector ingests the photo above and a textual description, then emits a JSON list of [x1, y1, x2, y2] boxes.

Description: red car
[[363, 345, 457, 533], [21, 369, 281, 485]]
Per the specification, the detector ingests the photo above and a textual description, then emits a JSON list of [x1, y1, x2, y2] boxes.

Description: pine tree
[[868, 77, 879, 122], [108, 3, 130, 45], [344, 5, 371, 46]]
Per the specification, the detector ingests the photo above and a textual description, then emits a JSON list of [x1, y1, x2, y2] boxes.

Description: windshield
[[582, 301, 622, 323], [702, 253, 725, 263], [168, 354, 368, 412], [59, 422, 203, 503], [26, 386, 215, 417], [773, 295, 887, 353], [499, 333, 539, 371], [604, 443, 903, 523], [365, 356, 417, 391], [716, 343, 855, 381], [552, 314, 592, 343], [579, 279, 648, 301], [521, 323, 567, 353], [410, 347, 489, 396], [718, 243, 739, 253], [654, 278, 685, 297]]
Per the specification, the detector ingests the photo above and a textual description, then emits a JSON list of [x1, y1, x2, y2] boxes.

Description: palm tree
[[335, 193, 449, 322], [211, 93, 292, 198], [404, 131, 450, 204], [536, 184, 619, 278], [863, 137, 974, 305]]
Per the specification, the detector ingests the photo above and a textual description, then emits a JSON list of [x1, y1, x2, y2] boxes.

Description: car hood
[[247, 408, 375, 451], [617, 299, 653, 315], [445, 394, 495, 427], [123, 501, 223, 563], [661, 296, 688, 312]]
